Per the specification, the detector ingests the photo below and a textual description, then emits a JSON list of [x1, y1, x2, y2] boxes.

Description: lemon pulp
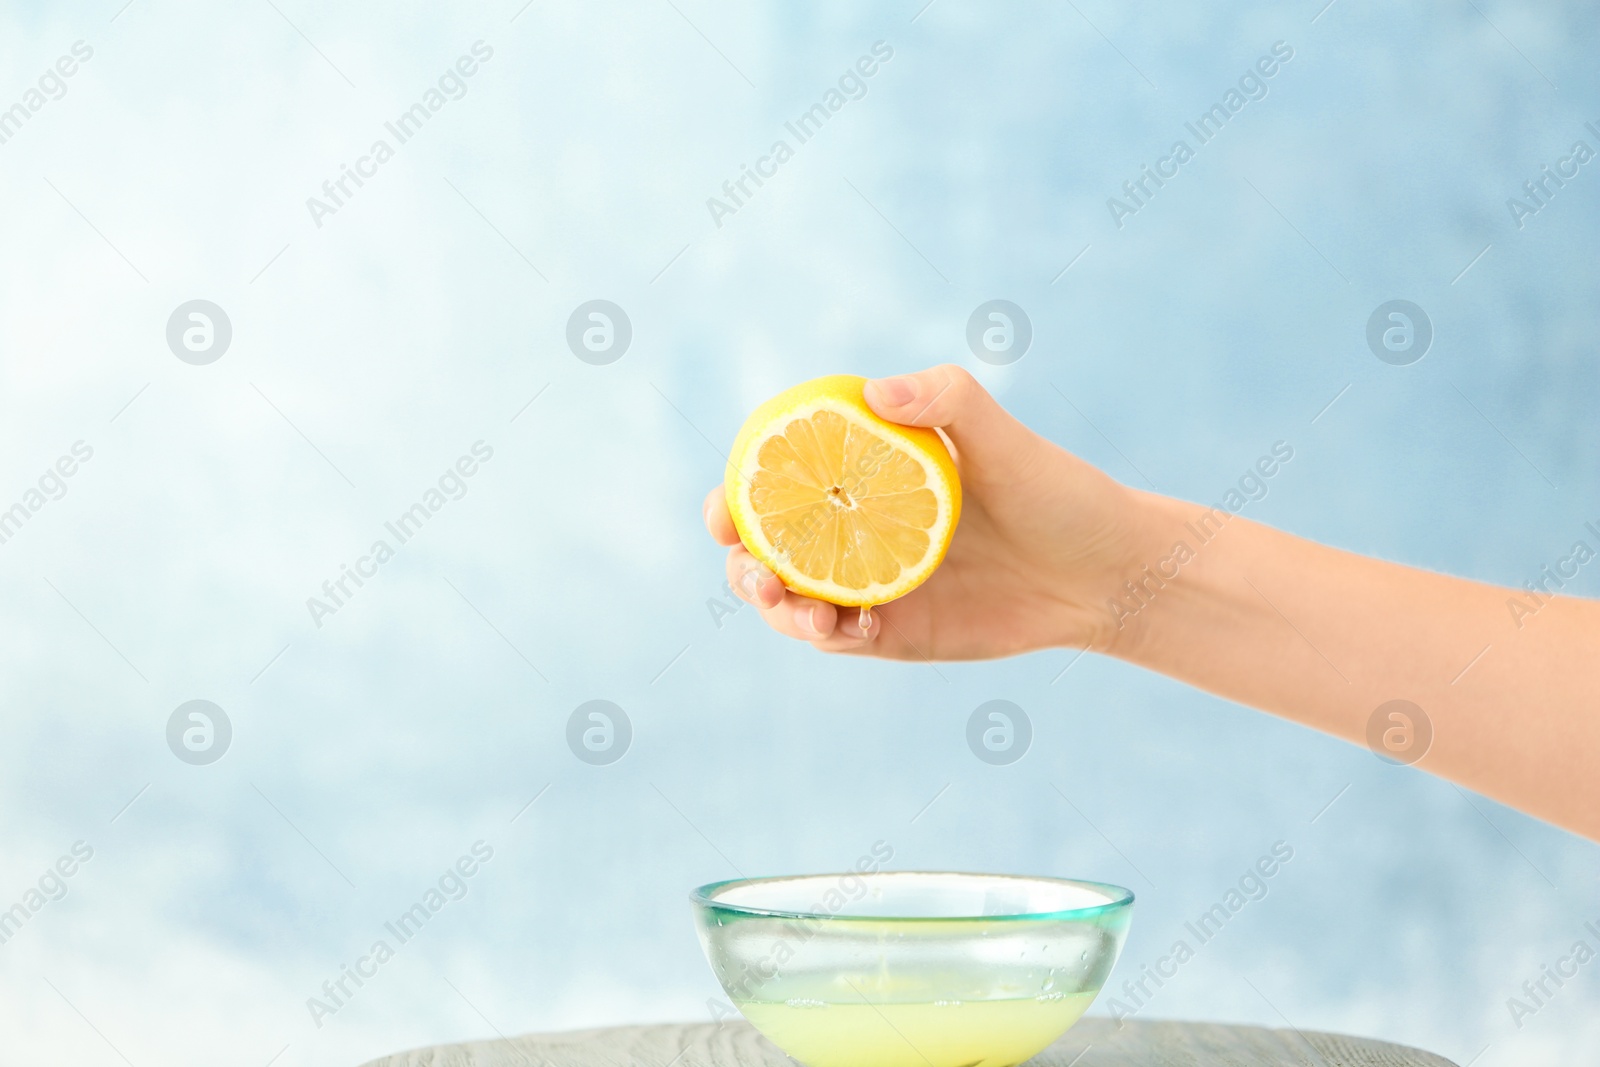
[[726, 375, 960, 607]]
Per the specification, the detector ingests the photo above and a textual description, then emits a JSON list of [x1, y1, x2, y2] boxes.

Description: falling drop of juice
[[859, 605, 873, 633]]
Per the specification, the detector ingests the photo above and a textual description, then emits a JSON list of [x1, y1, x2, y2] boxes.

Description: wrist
[[1093, 490, 1207, 661], [1034, 485, 1187, 659]]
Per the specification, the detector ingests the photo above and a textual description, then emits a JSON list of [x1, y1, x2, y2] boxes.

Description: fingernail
[[866, 376, 916, 407], [795, 604, 822, 637]]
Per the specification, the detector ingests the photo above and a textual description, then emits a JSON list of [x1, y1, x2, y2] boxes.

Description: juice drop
[[859, 605, 873, 633]]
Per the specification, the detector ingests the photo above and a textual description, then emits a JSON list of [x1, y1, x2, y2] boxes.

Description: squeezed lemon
[[725, 375, 961, 607]]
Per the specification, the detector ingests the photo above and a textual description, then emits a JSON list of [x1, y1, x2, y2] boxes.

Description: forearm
[[1107, 492, 1600, 841]]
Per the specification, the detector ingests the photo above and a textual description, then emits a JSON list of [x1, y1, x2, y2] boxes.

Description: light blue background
[[0, 1, 1596, 1065]]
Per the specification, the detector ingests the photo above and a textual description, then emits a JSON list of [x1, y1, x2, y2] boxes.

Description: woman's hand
[[703, 365, 1160, 661], [704, 364, 1600, 840]]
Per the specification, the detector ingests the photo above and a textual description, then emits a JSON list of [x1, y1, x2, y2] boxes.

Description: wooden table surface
[[360, 1019, 1461, 1067]]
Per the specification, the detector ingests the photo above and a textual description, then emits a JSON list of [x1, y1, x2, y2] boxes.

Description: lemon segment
[[725, 375, 961, 607]]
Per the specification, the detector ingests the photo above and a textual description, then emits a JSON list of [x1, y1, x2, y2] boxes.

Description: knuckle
[[938, 362, 975, 386], [735, 571, 761, 600], [934, 364, 977, 409]]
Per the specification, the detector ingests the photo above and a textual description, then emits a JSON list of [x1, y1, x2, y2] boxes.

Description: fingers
[[805, 600, 878, 652], [765, 591, 878, 652], [711, 483, 879, 652], [703, 485, 740, 546], [862, 364, 1037, 470], [724, 545, 784, 609], [722, 545, 879, 652], [772, 593, 837, 642]]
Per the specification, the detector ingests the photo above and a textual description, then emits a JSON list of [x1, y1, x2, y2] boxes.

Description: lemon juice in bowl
[[735, 986, 1099, 1067], [692, 872, 1132, 1067]]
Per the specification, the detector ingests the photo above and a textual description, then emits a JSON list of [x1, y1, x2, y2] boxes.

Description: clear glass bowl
[[691, 871, 1133, 1067]]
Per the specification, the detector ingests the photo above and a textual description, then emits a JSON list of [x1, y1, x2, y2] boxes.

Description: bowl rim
[[690, 870, 1134, 923]]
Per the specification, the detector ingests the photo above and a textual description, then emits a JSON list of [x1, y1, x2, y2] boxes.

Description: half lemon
[[725, 375, 961, 607]]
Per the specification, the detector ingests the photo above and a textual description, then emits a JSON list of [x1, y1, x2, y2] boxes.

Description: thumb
[[863, 365, 1036, 471]]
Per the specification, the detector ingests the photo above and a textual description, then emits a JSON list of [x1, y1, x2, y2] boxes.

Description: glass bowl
[[691, 871, 1133, 1067]]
